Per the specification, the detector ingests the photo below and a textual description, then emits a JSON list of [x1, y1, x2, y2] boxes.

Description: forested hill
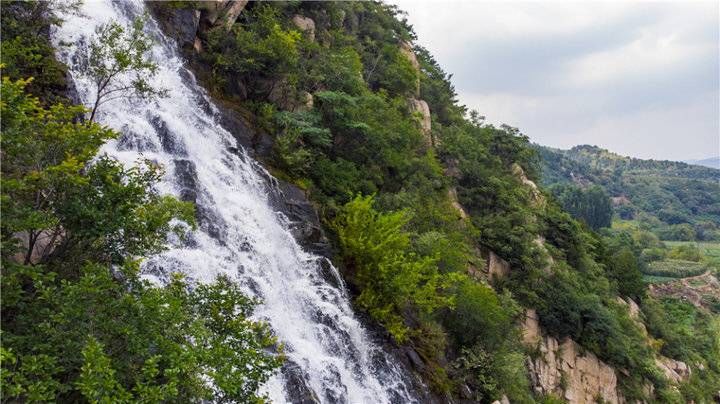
[[537, 144, 720, 241]]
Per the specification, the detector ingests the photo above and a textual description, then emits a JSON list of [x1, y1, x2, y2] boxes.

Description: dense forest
[[2, 1, 719, 403], [538, 145, 720, 241]]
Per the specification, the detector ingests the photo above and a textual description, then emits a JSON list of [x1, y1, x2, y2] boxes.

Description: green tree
[[333, 195, 455, 341], [84, 16, 166, 122]]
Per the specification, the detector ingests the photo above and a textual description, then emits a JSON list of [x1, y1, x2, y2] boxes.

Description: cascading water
[[52, 1, 417, 403]]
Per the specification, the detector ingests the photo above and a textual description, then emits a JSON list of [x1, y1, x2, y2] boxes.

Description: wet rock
[[173, 159, 198, 203], [404, 347, 426, 372], [151, 115, 187, 156], [321, 364, 347, 403], [282, 362, 321, 404], [198, 0, 248, 33], [318, 258, 343, 289], [269, 181, 332, 258], [215, 102, 274, 159], [147, 4, 200, 50]]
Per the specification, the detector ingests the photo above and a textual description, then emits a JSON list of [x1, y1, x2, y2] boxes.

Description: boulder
[[656, 357, 691, 384], [292, 15, 316, 41]]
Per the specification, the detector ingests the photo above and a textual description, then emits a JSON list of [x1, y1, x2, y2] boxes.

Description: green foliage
[[643, 297, 720, 400], [333, 195, 455, 341], [537, 145, 720, 241], [141, 1, 719, 401], [204, 4, 301, 98], [84, 16, 166, 122], [2, 262, 282, 403], [439, 120, 544, 271], [367, 44, 418, 96], [442, 280, 515, 349], [0, 1, 76, 104], [605, 248, 645, 300], [667, 243, 703, 262], [1, 80, 281, 402], [549, 184, 612, 230], [645, 260, 708, 279]]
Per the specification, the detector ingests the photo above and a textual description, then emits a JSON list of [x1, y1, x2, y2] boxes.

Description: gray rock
[[282, 361, 321, 404], [147, 4, 200, 50], [269, 181, 332, 258]]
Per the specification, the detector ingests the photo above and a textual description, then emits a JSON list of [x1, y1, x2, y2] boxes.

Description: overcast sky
[[389, 0, 719, 161]]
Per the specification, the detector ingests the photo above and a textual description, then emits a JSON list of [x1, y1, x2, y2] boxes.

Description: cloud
[[389, 0, 719, 161]]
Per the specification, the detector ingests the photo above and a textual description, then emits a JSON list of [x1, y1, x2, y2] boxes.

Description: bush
[[667, 244, 703, 262], [332, 195, 454, 341]]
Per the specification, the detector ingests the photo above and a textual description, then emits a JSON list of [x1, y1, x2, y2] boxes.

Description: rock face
[[399, 41, 420, 96], [268, 181, 332, 258], [486, 250, 511, 281], [148, 5, 200, 50], [523, 310, 622, 404], [447, 188, 468, 219], [292, 14, 316, 41], [656, 356, 691, 384], [198, 0, 248, 31], [409, 98, 432, 147]]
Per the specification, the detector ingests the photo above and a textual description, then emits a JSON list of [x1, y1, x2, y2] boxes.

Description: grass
[[643, 275, 678, 284]]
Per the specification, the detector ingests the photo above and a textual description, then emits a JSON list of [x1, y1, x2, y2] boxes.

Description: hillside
[[2, 1, 719, 403], [537, 144, 720, 241], [686, 157, 720, 170]]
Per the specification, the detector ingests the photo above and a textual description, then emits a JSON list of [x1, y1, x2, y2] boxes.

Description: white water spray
[[52, 1, 416, 402]]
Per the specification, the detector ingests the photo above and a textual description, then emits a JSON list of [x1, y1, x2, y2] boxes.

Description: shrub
[[332, 195, 454, 341]]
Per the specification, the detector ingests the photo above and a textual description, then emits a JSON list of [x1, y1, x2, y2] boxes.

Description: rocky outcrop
[[512, 163, 542, 204], [399, 41, 420, 96], [400, 41, 433, 147], [447, 188, 468, 220], [11, 230, 63, 265], [523, 310, 622, 404], [486, 250, 511, 281], [292, 15, 316, 41], [198, 0, 248, 32], [147, 5, 200, 50], [268, 181, 332, 258], [656, 356, 691, 384], [409, 98, 432, 147]]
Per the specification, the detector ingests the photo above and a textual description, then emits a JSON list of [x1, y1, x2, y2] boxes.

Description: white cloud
[[388, 0, 720, 161]]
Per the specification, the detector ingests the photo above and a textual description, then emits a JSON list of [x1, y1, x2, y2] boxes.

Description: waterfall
[[51, 1, 416, 403]]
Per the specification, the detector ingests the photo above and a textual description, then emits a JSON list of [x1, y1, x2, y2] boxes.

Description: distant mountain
[[535, 144, 720, 240], [685, 156, 720, 170]]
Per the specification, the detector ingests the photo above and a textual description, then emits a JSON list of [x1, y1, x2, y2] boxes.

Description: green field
[[663, 241, 720, 267], [644, 259, 708, 278]]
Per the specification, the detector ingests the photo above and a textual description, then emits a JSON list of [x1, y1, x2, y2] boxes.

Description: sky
[[388, 0, 719, 161]]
